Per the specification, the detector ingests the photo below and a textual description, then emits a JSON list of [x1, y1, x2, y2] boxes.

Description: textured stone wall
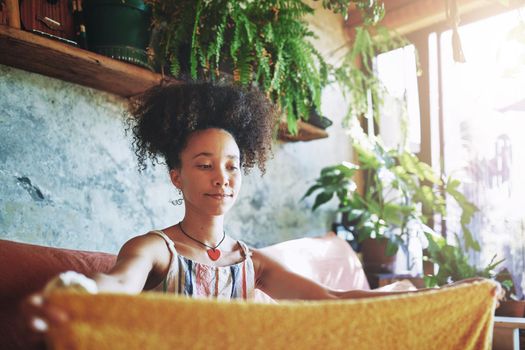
[[0, 64, 350, 253]]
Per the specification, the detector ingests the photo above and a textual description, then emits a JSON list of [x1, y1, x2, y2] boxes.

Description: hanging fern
[[333, 22, 409, 125], [254, 41, 272, 91], [147, 0, 388, 133]]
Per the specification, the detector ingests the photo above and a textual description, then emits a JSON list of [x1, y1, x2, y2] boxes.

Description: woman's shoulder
[[119, 231, 173, 262], [246, 246, 278, 274]]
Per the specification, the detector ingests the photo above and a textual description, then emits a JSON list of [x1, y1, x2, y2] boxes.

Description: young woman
[[88, 81, 397, 300], [27, 82, 501, 333]]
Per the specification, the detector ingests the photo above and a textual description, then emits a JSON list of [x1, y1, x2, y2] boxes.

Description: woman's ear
[[169, 169, 182, 189]]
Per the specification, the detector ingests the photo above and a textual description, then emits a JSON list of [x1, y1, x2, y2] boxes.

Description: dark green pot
[[83, 0, 152, 70], [307, 109, 333, 129]]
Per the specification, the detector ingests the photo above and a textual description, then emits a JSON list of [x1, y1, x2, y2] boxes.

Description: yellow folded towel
[[46, 280, 496, 350]]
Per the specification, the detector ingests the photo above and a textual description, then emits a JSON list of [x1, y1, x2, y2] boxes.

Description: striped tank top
[[151, 230, 255, 300]]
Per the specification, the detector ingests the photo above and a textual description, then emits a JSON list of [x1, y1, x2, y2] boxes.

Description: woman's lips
[[206, 193, 233, 200]]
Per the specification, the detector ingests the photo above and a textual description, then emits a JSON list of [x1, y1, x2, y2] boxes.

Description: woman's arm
[[253, 249, 494, 301], [24, 233, 169, 337], [92, 233, 170, 294], [253, 248, 408, 300]]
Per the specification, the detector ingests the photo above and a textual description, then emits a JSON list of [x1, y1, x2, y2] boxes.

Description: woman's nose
[[213, 169, 229, 187]]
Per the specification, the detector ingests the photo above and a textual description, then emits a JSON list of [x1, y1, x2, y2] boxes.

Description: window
[[376, 44, 421, 153], [376, 6, 525, 296], [436, 9, 525, 297]]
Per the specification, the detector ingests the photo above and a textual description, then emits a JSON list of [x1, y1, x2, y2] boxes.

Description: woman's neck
[[179, 215, 225, 245]]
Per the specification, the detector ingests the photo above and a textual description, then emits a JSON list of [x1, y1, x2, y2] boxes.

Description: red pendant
[[207, 248, 221, 261]]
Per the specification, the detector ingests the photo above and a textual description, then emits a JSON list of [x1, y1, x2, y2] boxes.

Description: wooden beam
[[0, 25, 170, 97], [5, 0, 21, 29], [345, 0, 525, 36]]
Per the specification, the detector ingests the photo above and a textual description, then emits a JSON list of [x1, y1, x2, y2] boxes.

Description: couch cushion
[[254, 232, 369, 301], [0, 239, 116, 350]]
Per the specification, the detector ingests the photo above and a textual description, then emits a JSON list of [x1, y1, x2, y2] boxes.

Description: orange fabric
[[46, 280, 497, 350]]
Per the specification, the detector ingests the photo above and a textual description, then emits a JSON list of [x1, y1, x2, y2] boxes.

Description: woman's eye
[[197, 164, 212, 169]]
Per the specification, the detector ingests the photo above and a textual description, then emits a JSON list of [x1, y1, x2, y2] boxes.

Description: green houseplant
[[303, 130, 479, 274], [424, 229, 521, 317], [304, 127, 513, 285], [145, 0, 386, 134], [423, 231, 508, 287]]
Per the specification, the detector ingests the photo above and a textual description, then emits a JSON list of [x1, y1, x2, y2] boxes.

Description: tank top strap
[[149, 230, 178, 262], [237, 240, 253, 259]]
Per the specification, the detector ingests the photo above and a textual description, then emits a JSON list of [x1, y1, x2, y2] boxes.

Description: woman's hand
[[489, 280, 506, 307], [23, 292, 69, 334], [22, 271, 98, 342], [445, 277, 505, 307], [446, 277, 486, 286]]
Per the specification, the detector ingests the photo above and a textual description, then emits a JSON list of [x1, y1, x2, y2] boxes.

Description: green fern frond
[[240, 14, 256, 44], [170, 58, 180, 76], [270, 47, 285, 92], [262, 23, 274, 43], [286, 102, 298, 135], [204, 9, 228, 77], [254, 42, 272, 89], [190, 0, 204, 79], [236, 47, 253, 85], [230, 17, 242, 64]]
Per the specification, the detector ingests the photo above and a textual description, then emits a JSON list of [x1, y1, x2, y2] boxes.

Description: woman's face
[[170, 128, 242, 217]]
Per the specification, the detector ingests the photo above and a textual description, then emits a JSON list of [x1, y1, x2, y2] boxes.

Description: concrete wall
[[0, 8, 352, 253], [0, 65, 350, 252]]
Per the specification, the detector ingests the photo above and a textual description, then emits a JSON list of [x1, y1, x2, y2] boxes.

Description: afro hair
[[127, 81, 276, 174]]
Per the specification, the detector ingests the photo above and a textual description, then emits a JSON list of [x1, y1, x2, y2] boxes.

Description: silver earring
[[170, 189, 183, 206]]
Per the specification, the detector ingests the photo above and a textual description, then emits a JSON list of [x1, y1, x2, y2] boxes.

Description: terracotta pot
[[360, 238, 397, 274], [495, 300, 525, 317]]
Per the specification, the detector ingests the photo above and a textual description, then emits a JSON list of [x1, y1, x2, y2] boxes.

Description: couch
[[0, 232, 369, 349]]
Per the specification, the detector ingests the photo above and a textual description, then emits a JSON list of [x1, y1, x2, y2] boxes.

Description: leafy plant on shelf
[[146, 0, 387, 134]]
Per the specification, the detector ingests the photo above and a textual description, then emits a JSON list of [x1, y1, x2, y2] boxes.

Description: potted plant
[[145, 0, 387, 134], [423, 231, 507, 287], [303, 130, 478, 275], [83, 0, 154, 70], [424, 231, 522, 316]]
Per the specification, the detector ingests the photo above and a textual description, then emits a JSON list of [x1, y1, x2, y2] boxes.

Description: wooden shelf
[[0, 25, 171, 97], [278, 120, 329, 142], [0, 24, 328, 142]]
